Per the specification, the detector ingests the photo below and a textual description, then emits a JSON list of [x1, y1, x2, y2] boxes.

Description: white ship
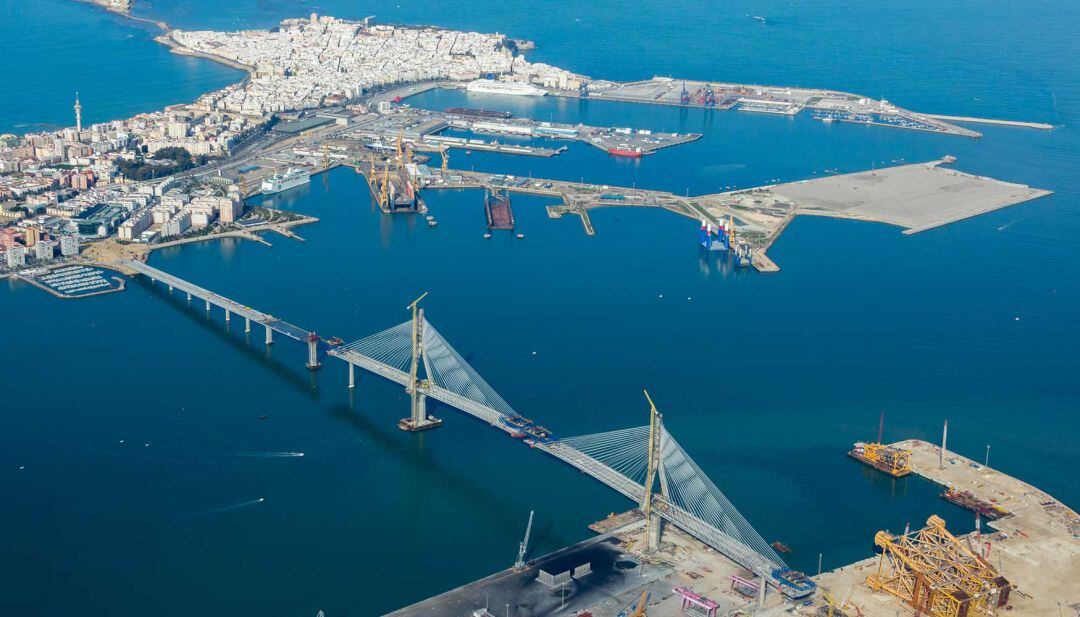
[[466, 79, 547, 97], [260, 167, 310, 194]]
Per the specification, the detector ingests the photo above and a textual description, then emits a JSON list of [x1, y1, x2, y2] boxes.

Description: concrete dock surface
[[815, 439, 1079, 617], [766, 161, 1053, 234], [386, 533, 674, 617]]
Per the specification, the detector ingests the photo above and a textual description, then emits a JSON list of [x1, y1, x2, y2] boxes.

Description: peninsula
[[0, 11, 1053, 278]]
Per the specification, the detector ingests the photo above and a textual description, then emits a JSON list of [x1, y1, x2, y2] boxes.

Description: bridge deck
[[121, 260, 312, 342]]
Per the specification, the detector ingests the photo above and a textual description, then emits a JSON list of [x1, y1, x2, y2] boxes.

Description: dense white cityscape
[[170, 15, 581, 114], [0, 13, 580, 274]]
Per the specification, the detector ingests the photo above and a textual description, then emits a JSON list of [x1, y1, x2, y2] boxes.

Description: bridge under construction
[[122, 260, 809, 601]]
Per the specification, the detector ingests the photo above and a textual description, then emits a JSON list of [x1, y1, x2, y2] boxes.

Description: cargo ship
[[260, 167, 310, 194], [484, 189, 515, 230], [771, 568, 816, 599], [607, 147, 645, 157], [445, 107, 513, 120], [941, 487, 1011, 520], [848, 441, 912, 477], [466, 79, 547, 97]]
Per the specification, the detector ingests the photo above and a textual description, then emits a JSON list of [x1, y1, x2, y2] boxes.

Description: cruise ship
[[260, 168, 310, 195], [466, 79, 547, 97]]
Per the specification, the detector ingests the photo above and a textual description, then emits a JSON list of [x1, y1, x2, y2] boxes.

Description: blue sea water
[[1, 1, 1078, 615]]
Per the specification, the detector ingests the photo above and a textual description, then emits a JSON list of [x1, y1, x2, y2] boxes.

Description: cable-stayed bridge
[[331, 308, 794, 591], [126, 264, 805, 597]]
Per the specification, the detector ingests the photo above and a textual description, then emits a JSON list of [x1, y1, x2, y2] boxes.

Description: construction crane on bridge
[[513, 509, 534, 570]]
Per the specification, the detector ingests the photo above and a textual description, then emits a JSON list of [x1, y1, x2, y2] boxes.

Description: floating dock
[[484, 189, 515, 230]]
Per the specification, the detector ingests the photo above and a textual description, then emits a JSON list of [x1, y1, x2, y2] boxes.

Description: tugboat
[[770, 540, 792, 554]]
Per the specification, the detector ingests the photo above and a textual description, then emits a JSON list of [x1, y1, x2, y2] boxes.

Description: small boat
[[259, 414, 269, 420], [516, 233, 525, 239], [771, 540, 792, 554], [428, 219, 438, 227], [483, 233, 492, 239]]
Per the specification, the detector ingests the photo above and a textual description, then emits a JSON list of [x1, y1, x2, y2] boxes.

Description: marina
[[21, 264, 125, 299]]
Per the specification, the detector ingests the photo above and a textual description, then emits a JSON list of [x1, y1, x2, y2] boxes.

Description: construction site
[[386, 428, 1078, 617], [820, 436, 1079, 617]]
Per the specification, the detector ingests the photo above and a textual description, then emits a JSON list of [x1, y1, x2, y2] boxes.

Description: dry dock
[[816, 439, 1079, 616]]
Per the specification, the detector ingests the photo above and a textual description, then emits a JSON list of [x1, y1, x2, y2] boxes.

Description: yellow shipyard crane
[[866, 515, 1011, 617]]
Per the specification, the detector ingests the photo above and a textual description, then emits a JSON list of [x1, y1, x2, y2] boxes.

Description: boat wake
[[191, 497, 265, 517], [238, 451, 305, 458], [997, 217, 1026, 231]]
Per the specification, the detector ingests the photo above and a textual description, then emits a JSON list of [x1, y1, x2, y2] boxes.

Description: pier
[[429, 158, 1051, 271]]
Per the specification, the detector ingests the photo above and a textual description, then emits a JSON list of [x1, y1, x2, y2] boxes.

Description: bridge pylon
[[399, 293, 442, 432], [642, 389, 667, 552]]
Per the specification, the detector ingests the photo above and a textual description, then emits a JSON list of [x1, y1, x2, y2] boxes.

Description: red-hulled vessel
[[607, 147, 644, 157]]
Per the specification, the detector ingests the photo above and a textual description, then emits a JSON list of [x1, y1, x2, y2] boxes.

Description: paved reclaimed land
[[815, 439, 1080, 617], [766, 161, 1053, 234], [387, 534, 673, 617]]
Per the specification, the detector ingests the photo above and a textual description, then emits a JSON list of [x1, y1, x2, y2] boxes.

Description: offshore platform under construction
[[365, 134, 425, 214], [848, 413, 912, 477], [867, 515, 1011, 617]]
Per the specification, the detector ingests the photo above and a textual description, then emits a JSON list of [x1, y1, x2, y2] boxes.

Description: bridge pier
[[168, 284, 173, 293], [265, 325, 274, 346], [225, 309, 231, 323], [186, 292, 191, 302], [205, 299, 211, 312], [244, 317, 251, 333], [306, 333, 321, 370], [348, 362, 355, 389], [757, 570, 767, 608], [399, 389, 441, 431], [646, 511, 663, 552]]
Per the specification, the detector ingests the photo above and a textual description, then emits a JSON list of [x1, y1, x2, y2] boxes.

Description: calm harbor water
[[1, 1, 1078, 615]]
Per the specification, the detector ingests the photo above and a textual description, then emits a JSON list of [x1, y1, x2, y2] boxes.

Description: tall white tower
[[74, 91, 82, 133]]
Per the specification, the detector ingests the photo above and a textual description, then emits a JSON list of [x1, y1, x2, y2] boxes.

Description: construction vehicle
[[819, 585, 855, 617], [867, 515, 1011, 617], [617, 591, 649, 617]]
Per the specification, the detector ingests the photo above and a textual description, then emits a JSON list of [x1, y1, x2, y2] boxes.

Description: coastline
[[153, 33, 257, 75]]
